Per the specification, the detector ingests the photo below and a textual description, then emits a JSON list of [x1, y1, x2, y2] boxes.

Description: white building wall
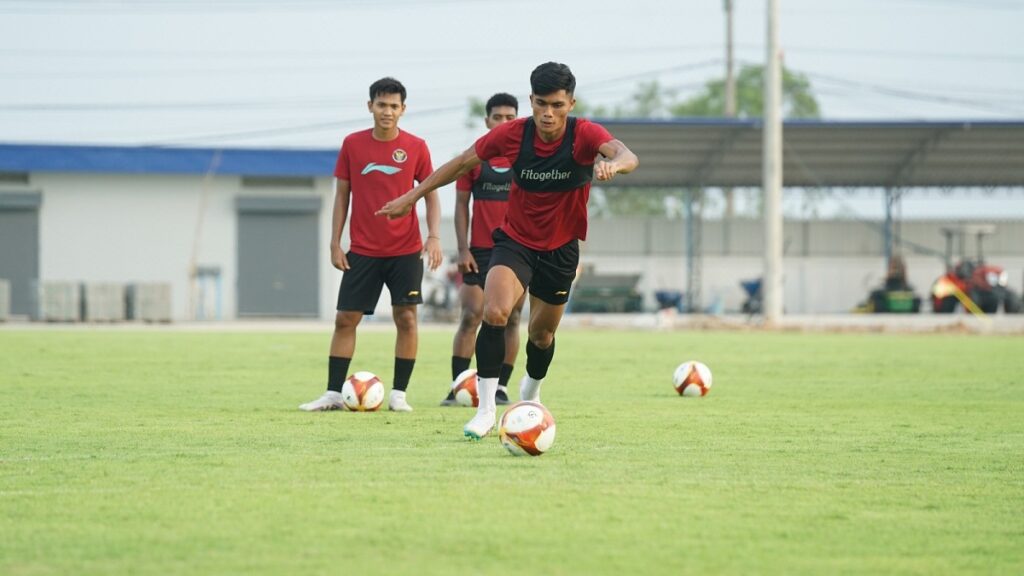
[[33, 172, 338, 321], [26, 174, 1024, 320]]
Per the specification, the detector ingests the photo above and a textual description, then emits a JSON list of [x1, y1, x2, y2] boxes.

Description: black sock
[[525, 338, 555, 380], [327, 356, 351, 392], [498, 363, 514, 387], [451, 355, 472, 381], [475, 322, 506, 379], [393, 357, 415, 392]]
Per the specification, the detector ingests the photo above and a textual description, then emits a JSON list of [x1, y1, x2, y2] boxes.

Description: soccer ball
[[499, 401, 556, 456], [451, 368, 479, 407], [672, 361, 713, 397], [341, 371, 385, 411]]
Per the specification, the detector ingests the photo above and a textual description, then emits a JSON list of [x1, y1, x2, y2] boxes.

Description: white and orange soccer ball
[[341, 371, 385, 411], [498, 401, 556, 456], [451, 368, 479, 407], [672, 361, 713, 397]]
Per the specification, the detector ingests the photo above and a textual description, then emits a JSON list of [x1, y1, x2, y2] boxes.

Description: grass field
[[1, 327, 1022, 575]]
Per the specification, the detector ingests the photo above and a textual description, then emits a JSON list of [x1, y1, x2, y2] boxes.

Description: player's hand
[[331, 244, 350, 271], [424, 237, 442, 271], [457, 247, 478, 274], [595, 159, 619, 182], [376, 191, 416, 220]]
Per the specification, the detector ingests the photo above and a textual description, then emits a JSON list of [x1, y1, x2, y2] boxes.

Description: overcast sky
[[1, 0, 1022, 217]]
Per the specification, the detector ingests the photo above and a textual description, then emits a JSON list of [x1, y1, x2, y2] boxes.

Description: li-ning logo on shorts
[[392, 149, 408, 163], [361, 162, 402, 176]]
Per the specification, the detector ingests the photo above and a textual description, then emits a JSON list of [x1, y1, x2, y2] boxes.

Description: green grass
[[1, 327, 1022, 575]]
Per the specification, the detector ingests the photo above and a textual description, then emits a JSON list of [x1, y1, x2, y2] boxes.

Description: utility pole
[[724, 0, 736, 120], [763, 0, 784, 325], [723, 0, 737, 258]]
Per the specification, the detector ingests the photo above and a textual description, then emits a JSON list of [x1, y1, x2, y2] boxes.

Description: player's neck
[[535, 122, 566, 144], [372, 126, 400, 141]]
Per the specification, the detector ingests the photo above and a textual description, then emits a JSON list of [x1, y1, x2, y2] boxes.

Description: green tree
[[592, 65, 821, 218], [672, 64, 820, 119]]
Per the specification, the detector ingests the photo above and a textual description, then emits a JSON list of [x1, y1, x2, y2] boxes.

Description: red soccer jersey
[[455, 157, 513, 249], [474, 117, 614, 251], [334, 129, 433, 257]]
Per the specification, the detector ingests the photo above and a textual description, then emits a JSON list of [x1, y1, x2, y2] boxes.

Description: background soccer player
[[441, 93, 524, 407], [301, 77, 442, 413], [377, 63, 639, 436]]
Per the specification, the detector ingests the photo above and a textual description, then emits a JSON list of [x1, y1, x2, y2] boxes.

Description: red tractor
[[931, 225, 1022, 314]]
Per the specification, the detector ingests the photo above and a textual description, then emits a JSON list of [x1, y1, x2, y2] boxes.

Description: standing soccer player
[[378, 63, 639, 436], [440, 93, 524, 407], [300, 77, 442, 413]]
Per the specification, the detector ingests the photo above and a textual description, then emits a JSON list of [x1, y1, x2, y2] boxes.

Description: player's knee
[[334, 312, 359, 332], [528, 329, 554, 349], [482, 303, 511, 327], [393, 307, 418, 332], [459, 307, 483, 332]]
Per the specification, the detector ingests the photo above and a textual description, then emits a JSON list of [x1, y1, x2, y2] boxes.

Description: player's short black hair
[[485, 93, 519, 115], [369, 77, 406, 103], [530, 62, 576, 96]]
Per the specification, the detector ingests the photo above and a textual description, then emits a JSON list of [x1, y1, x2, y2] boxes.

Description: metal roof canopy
[[596, 119, 1024, 188]]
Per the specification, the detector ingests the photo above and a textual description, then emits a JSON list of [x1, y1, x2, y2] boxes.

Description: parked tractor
[[860, 254, 922, 313], [931, 225, 1022, 314]]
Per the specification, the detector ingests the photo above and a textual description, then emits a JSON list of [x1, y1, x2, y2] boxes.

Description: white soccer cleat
[[388, 390, 414, 412], [519, 375, 543, 402], [299, 390, 345, 412], [463, 410, 496, 440]]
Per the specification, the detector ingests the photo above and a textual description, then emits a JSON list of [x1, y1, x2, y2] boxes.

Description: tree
[[591, 64, 821, 218], [671, 64, 820, 119]]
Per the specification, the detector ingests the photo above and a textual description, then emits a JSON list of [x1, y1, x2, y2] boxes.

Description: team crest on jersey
[[392, 149, 408, 163]]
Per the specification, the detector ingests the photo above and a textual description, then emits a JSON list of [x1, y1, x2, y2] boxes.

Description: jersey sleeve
[[414, 139, 433, 183], [333, 138, 350, 179], [576, 120, 616, 162], [474, 120, 516, 162]]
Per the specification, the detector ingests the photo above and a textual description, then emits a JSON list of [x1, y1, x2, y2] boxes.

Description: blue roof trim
[[0, 143, 338, 176]]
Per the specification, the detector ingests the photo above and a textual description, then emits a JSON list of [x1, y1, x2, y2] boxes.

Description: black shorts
[[337, 251, 424, 315], [490, 228, 579, 305], [461, 247, 493, 288]]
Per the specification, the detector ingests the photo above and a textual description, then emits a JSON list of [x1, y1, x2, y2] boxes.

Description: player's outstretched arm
[[594, 139, 639, 182], [376, 147, 482, 219]]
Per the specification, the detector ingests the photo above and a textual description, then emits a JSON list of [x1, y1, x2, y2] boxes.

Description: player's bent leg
[[497, 295, 525, 405], [519, 297, 566, 402], [465, 266, 524, 438]]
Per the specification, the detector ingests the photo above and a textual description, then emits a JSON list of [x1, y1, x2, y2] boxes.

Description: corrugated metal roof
[[2, 120, 1023, 186], [0, 143, 337, 177], [596, 119, 1024, 188]]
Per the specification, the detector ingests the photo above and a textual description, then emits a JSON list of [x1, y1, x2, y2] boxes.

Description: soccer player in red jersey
[[300, 77, 443, 413], [440, 93, 525, 407], [377, 63, 639, 437]]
